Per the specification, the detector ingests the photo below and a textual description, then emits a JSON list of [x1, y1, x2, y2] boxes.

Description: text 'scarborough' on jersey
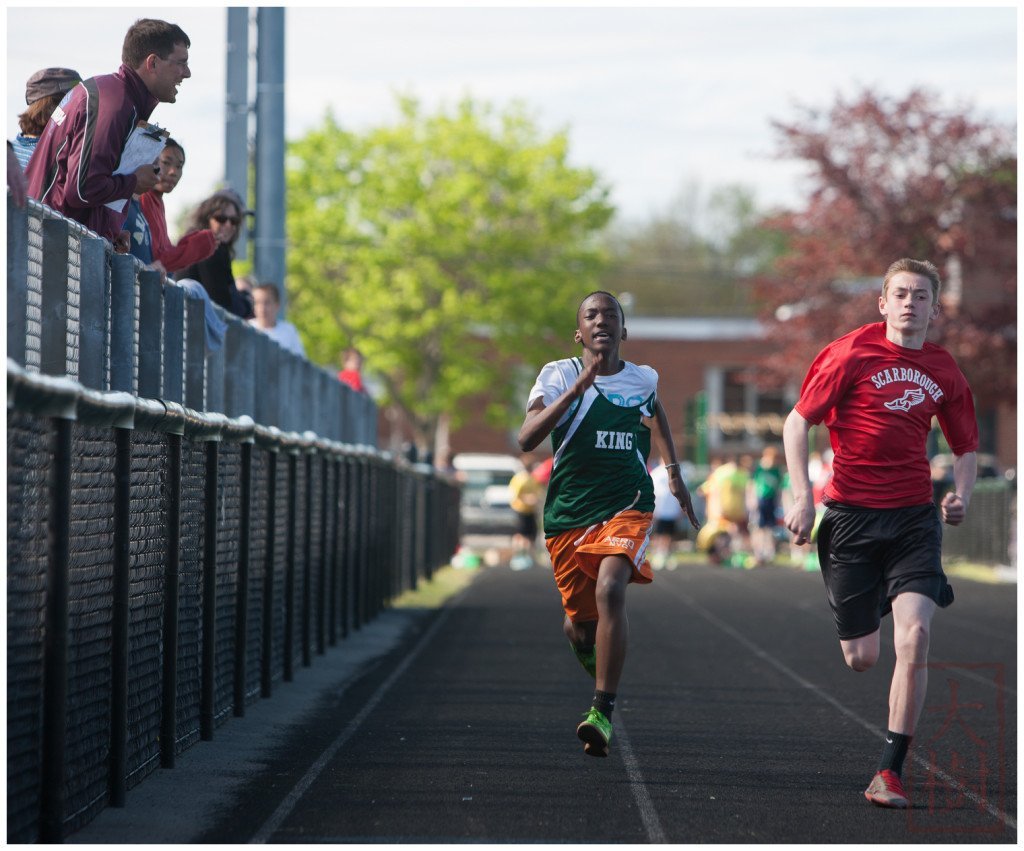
[[794, 323, 978, 508]]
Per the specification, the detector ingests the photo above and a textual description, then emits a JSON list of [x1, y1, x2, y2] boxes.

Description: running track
[[72, 559, 1016, 844]]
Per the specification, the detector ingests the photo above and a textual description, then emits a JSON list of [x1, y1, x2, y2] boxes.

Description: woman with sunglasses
[[177, 189, 253, 318]]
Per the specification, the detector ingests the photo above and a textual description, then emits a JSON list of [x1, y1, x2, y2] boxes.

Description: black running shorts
[[816, 502, 953, 640], [516, 511, 538, 541]]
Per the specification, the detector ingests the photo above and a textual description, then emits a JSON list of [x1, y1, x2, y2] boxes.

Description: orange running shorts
[[545, 509, 654, 623]]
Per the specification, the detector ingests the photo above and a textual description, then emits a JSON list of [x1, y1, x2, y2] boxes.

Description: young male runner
[[782, 258, 978, 808], [518, 291, 699, 757]]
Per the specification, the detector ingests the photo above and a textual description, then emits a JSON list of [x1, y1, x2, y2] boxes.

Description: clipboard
[[106, 121, 170, 212]]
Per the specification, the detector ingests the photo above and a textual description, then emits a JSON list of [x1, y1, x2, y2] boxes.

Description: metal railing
[[7, 196, 375, 442], [6, 198, 461, 842], [940, 479, 1015, 567]]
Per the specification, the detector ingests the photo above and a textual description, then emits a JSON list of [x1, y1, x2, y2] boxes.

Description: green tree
[[603, 181, 783, 317], [755, 88, 1016, 405], [286, 96, 613, 453]]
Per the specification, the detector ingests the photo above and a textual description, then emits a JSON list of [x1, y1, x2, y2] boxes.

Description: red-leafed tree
[[754, 88, 1016, 410]]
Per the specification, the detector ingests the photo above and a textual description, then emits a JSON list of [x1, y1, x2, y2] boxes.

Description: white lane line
[[716, 569, 1017, 697], [249, 591, 467, 844], [666, 585, 1017, 832], [616, 717, 668, 843]]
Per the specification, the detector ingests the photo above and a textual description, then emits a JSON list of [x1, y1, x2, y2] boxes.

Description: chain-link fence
[[8, 197, 376, 443], [6, 199, 461, 842]]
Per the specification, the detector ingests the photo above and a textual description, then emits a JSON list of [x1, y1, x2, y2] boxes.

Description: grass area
[[390, 564, 484, 609], [664, 549, 1011, 581]]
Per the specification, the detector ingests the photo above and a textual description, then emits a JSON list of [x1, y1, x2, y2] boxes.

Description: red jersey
[[794, 322, 978, 509]]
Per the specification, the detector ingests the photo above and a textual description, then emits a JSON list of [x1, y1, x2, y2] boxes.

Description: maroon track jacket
[[25, 64, 159, 242]]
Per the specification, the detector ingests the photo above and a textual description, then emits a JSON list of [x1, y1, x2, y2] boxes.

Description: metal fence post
[[39, 404, 75, 842], [328, 455, 341, 647], [206, 328, 226, 414], [301, 447, 313, 668], [108, 422, 132, 808], [39, 218, 69, 377], [260, 445, 277, 699], [109, 255, 136, 394], [163, 283, 185, 404], [234, 435, 253, 717], [161, 428, 183, 768], [77, 237, 108, 391], [184, 294, 205, 410], [283, 446, 297, 682], [137, 269, 163, 398], [200, 437, 219, 740], [7, 197, 28, 364], [317, 453, 328, 655]]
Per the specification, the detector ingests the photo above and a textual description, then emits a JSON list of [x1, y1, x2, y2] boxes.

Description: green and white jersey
[[528, 357, 657, 535]]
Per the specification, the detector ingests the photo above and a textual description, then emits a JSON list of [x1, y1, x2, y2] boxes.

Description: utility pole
[[254, 7, 287, 311], [224, 8, 250, 260]]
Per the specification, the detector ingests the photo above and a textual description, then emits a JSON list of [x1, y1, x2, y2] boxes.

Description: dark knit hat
[[25, 67, 81, 105]]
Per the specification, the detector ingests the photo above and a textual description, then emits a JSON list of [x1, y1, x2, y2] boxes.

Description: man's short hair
[[252, 282, 281, 303], [577, 290, 624, 323], [882, 258, 941, 302], [122, 19, 190, 68]]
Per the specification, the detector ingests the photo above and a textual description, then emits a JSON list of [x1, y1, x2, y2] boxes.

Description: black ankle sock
[[878, 731, 912, 777], [593, 690, 616, 719]]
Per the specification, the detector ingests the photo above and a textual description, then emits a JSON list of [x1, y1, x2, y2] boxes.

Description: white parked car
[[452, 453, 524, 535]]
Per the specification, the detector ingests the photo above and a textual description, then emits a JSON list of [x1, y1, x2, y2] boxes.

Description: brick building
[[444, 315, 1016, 473]]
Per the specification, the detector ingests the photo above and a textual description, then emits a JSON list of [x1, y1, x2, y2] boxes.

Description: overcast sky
[[6, 4, 1017, 239]]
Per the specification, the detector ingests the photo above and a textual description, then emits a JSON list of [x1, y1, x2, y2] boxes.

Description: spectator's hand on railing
[[7, 144, 27, 208], [148, 260, 167, 285], [113, 230, 130, 254]]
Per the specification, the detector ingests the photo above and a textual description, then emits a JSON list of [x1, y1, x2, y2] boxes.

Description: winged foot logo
[[884, 388, 927, 411]]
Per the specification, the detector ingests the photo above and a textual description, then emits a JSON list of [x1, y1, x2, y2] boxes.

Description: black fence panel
[[62, 424, 116, 834], [175, 438, 206, 753], [941, 481, 1014, 566], [214, 442, 241, 727], [6, 411, 53, 844], [246, 448, 268, 705], [271, 450, 290, 685]]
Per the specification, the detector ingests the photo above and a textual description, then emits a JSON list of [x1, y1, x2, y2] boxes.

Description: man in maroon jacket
[[25, 18, 191, 248]]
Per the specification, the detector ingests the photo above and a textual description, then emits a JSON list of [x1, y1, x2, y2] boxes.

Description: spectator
[[508, 455, 543, 570], [649, 461, 683, 569], [696, 454, 752, 565], [337, 347, 366, 393], [11, 67, 81, 169], [139, 138, 216, 275], [249, 282, 305, 356], [749, 445, 785, 565], [235, 274, 255, 296], [176, 189, 253, 318], [25, 19, 191, 245]]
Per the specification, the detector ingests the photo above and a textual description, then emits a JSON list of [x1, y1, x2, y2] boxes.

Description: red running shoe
[[864, 769, 910, 809]]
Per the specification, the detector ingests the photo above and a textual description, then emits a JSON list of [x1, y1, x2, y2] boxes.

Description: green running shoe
[[569, 641, 597, 679], [576, 707, 612, 757]]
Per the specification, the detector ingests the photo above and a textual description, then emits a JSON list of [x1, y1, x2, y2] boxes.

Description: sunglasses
[[212, 214, 240, 225]]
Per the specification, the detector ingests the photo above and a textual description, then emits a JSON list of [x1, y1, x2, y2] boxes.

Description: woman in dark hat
[[11, 67, 80, 169]]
